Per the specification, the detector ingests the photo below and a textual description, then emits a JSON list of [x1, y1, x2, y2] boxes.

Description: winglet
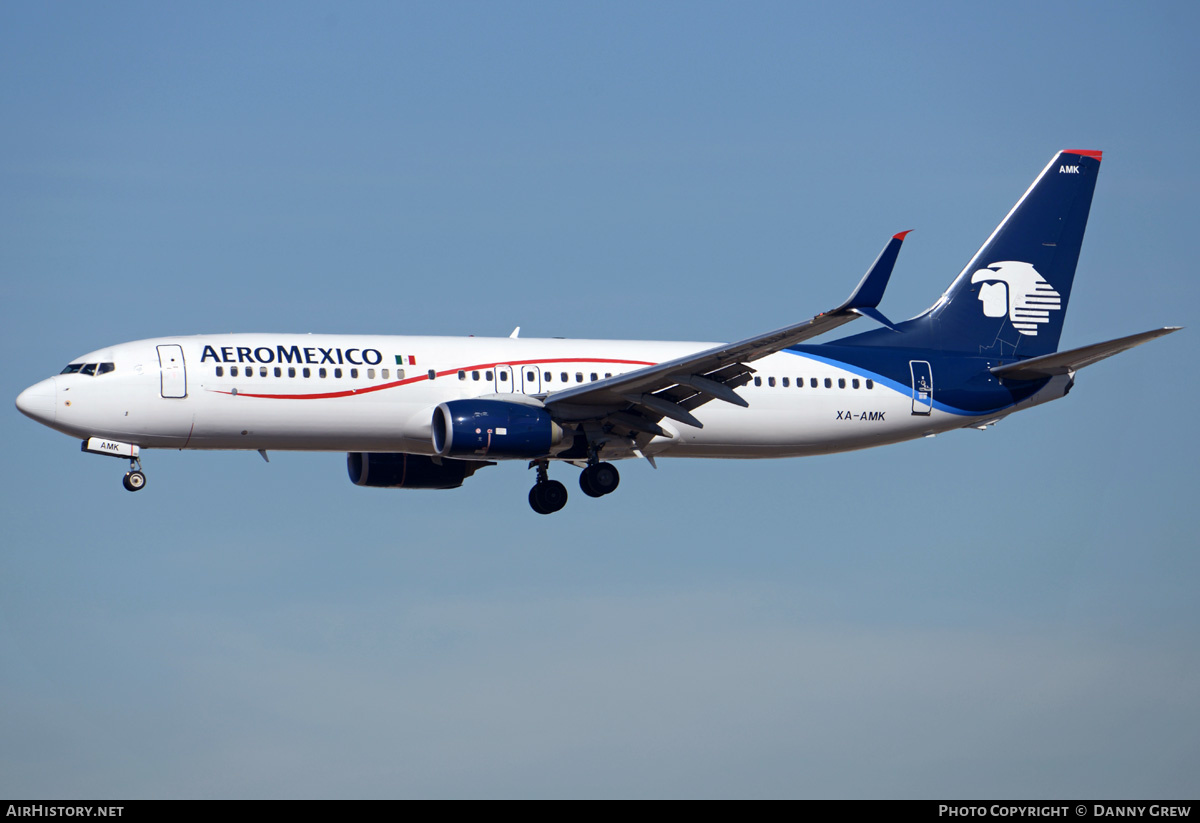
[[832, 231, 909, 330], [834, 231, 909, 313]]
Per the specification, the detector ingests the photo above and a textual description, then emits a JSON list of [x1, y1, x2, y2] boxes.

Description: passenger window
[[486, 371, 494, 381], [866, 379, 874, 389], [797, 377, 803, 387], [852, 378, 860, 389], [810, 378, 818, 388], [576, 373, 583, 383], [561, 372, 568, 382], [838, 378, 845, 389], [768, 377, 776, 387], [472, 370, 479, 381], [544, 372, 551, 382], [605, 373, 612, 378], [350, 368, 357, 378], [216, 366, 224, 377], [274, 367, 282, 377], [397, 369, 405, 379], [318, 368, 327, 378], [230, 366, 238, 377], [754, 376, 762, 387], [289, 367, 297, 378], [244, 367, 251, 378], [458, 370, 466, 380], [382, 369, 390, 379], [590, 373, 597, 381], [334, 368, 342, 378], [824, 378, 831, 388], [782, 377, 789, 387], [261, 366, 268, 377], [498, 371, 506, 382], [367, 369, 375, 379], [526, 371, 535, 382], [303, 368, 311, 378]]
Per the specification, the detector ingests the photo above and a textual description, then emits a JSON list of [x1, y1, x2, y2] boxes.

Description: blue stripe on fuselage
[[783, 345, 1046, 416]]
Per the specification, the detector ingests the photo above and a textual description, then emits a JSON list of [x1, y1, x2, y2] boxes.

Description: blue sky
[[2, 1, 1197, 798]]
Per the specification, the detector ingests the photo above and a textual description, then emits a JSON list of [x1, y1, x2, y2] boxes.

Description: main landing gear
[[122, 458, 147, 492], [528, 460, 568, 515], [579, 461, 620, 498], [527, 458, 621, 514]]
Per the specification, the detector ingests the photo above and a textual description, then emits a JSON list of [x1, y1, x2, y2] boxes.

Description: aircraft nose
[[15, 378, 57, 425]]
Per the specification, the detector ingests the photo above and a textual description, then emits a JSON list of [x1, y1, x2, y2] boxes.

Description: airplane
[[15, 150, 1180, 514]]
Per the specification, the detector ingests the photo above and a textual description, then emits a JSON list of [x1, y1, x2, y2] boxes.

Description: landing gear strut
[[579, 461, 620, 498], [528, 460, 567, 515], [122, 457, 146, 492]]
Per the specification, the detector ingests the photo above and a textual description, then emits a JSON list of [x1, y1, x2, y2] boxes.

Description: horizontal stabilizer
[[990, 327, 1181, 380]]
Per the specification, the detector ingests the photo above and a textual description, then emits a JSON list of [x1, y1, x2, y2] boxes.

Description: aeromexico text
[[200, 344, 384, 366]]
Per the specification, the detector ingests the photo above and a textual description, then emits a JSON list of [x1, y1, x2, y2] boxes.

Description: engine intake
[[347, 452, 490, 489], [432, 399, 565, 459]]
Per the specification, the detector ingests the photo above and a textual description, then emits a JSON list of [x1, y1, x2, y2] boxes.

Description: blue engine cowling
[[347, 452, 491, 489], [432, 399, 565, 459]]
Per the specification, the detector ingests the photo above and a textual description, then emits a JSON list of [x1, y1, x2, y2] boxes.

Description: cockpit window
[[61, 362, 115, 376]]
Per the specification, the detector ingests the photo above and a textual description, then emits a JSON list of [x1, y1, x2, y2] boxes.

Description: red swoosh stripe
[[211, 356, 656, 400]]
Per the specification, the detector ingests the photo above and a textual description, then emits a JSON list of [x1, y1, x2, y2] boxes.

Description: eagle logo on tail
[[970, 261, 1062, 336]]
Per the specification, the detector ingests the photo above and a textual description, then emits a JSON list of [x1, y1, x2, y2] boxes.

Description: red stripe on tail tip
[[893, 230, 912, 241], [1064, 149, 1102, 161]]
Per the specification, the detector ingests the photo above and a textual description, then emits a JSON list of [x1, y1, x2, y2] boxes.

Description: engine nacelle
[[432, 399, 565, 459], [347, 452, 489, 490]]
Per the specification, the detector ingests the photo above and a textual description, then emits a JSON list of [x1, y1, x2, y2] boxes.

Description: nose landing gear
[[122, 458, 146, 492], [80, 438, 146, 492]]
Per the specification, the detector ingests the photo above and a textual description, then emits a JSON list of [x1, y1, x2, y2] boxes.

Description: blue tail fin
[[846, 150, 1103, 358]]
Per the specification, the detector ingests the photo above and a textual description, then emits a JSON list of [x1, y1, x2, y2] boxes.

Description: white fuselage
[[17, 333, 1068, 463]]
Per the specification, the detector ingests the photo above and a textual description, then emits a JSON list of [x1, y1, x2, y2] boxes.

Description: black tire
[[579, 465, 603, 498], [591, 462, 620, 495], [530, 480, 568, 514], [529, 485, 548, 514], [123, 471, 147, 492], [540, 480, 568, 513]]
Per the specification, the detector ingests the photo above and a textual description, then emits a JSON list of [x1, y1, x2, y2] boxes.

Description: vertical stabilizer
[[922, 150, 1102, 357]]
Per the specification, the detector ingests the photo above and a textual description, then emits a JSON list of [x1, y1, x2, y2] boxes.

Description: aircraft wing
[[989, 327, 1181, 381], [543, 232, 909, 433]]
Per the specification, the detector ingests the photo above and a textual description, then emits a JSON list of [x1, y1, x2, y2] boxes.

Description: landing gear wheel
[[529, 486, 547, 514], [580, 462, 619, 497], [123, 470, 147, 492], [529, 480, 568, 515]]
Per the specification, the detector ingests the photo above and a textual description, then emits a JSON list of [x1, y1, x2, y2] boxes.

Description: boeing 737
[[15, 150, 1180, 513]]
